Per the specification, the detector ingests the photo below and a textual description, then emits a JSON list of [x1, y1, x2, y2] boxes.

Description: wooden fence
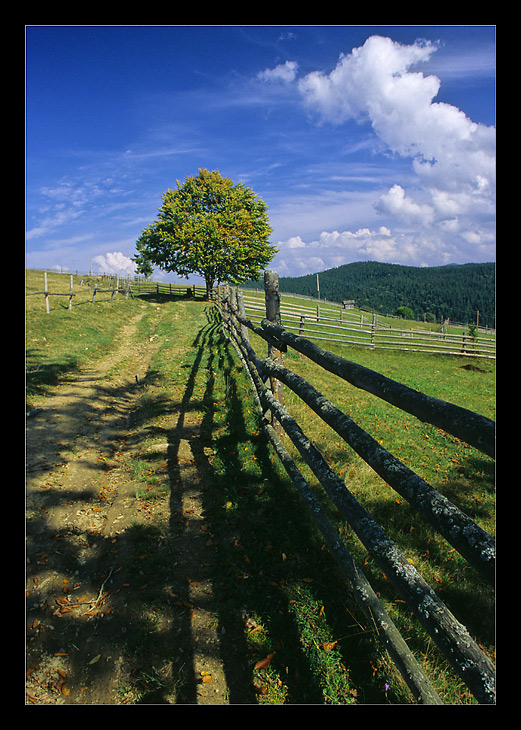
[[216, 271, 495, 705], [26, 272, 133, 312], [129, 279, 207, 298], [26, 272, 208, 312], [240, 292, 496, 359]]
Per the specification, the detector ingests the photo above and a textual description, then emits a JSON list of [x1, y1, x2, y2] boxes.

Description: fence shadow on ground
[[127, 309, 380, 703], [26, 308, 387, 704]]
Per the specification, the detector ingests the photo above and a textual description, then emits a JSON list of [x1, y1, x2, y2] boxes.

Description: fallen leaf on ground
[[254, 651, 275, 670], [320, 641, 338, 652]]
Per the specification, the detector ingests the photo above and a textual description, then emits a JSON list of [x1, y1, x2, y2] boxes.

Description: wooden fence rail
[[216, 271, 495, 705], [26, 273, 208, 312], [129, 280, 208, 298], [241, 294, 496, 359], [26, 272, 133, 312]]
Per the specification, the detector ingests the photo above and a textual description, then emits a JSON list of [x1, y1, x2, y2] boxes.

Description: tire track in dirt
[[25, 307, 168, 704], [26, 302, 242, 704]]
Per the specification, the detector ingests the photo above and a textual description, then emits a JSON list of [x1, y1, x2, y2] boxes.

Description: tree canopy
[[133, 169, 277, 297]]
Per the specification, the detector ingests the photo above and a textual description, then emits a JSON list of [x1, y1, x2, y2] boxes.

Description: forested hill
[[244, 261, 495, 327]]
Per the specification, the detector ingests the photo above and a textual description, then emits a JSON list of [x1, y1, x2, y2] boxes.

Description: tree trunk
[[205, 276, 215, 300]]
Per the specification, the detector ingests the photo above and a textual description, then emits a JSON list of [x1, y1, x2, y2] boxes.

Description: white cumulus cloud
[[92, 251, 137, 276], [289, 35, 495, 266], [275, 225, 432, 276], [376, 184, 434, 227], [258, 60, 299, 83]]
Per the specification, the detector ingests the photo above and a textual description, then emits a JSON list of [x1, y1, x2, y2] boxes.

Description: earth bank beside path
[[26, 300, 238, 704]]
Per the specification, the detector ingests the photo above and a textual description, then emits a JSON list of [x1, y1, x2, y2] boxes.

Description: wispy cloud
[[257, 60, 299, 83], [26, 28, 494, 277], [258, 35, 495, 273]]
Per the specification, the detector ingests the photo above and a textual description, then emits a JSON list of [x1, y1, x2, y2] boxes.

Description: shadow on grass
[[26, 347, 81, 398], [143, 308, 377, 703], [25, 307, 386, 705]]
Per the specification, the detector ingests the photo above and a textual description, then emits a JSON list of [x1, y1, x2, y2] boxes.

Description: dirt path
[[25, 305, 234, 704]]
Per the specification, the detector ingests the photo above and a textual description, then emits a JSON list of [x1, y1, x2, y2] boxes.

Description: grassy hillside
[[243, 261, 495, 328], [26, 270, 146, 402], [26, 270, 495, 704]]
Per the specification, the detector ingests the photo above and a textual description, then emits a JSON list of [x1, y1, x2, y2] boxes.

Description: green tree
[[133, 169, 277, 298], [395, 306, 414, 320], [134, 257, 153, 279]]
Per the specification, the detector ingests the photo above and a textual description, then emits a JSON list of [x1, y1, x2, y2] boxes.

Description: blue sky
[[26, 25, 495, 282]]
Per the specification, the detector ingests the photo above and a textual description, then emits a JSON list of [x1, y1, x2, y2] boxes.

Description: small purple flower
[[384, 683, 390, 692]]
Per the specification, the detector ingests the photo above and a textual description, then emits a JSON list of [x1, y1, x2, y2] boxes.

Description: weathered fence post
[[236, 290, 250, 344], [216, 274, 495, 702], [44, 272, 49, 314], [69, 275, 73, 310], [264, 271, 285, 436]]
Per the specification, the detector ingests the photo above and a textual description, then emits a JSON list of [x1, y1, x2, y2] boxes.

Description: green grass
[[26, 269, 145, 402], [134, 304, 494, 703], [26, 272, 495, 704], [240, 288, 496, 354], [122, 303, 369, 703], [245, 323, 494, 701]]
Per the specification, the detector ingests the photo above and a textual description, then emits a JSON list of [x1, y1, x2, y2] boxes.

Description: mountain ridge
[[243, 261, 495, 327]]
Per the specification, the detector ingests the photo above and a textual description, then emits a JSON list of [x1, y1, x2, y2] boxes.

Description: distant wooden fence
[[26, 272, 208, 313], [129, 280, 207, 298], [241, 292, 496, 359], [26, 272, 133, 313], [217, 271, 495, 705]]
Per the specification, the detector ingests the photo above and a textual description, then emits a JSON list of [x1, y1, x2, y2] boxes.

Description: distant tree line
[[243, 261, 495, 328]]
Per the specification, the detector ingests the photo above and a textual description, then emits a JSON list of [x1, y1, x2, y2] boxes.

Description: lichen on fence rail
[[258, 353, 495, 585], [228, 321, 443, 705], [259, 319, 495, 459], [216, 276, 495, 705]]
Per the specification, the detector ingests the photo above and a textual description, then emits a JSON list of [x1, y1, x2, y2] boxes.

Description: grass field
[[240, 288, 496, 364], [234, 304, 495, 704], [26, 269, 495, 704]]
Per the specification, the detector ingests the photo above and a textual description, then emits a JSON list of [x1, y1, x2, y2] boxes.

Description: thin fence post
[[69, 274, 73, 310], [44, 272, 49, 314], [236, 290, 250, 344], [264, 271, 285, 436]]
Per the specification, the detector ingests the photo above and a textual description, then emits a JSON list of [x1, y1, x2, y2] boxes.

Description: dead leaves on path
[[54, 590, 112, 617], [254, 651, 276, 671]]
